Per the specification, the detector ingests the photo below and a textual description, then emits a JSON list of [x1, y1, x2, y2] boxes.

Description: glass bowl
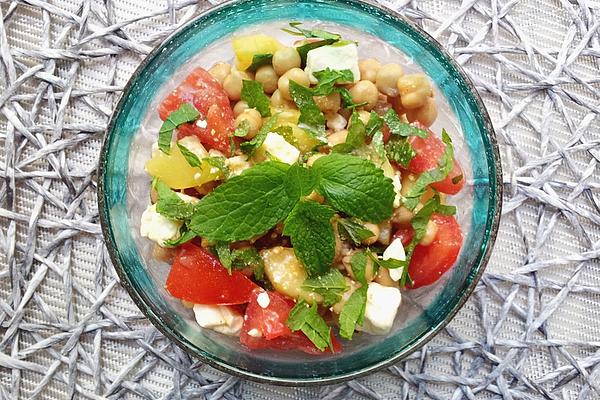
[[98, 0, 502, 385]]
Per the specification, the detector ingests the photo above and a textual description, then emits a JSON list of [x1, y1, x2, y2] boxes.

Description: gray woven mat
[[1, 0, 600, 399]]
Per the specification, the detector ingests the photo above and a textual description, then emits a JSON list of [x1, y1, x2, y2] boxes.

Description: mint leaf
[[189, 161, 298, 242], [246, 53, 273, 72], [337, 218, 375, 246], [383, 109, 428, 138], [288, 80, 325, 134], [283, 22, 341, 41], [286, 163, 316, 197], [163, 226, 196, 247], [234, 120, 250, 137], [350, 250, 370, 285], [312, 154, 395, 223], [286, 300, 333, 352], [371, 130, 386, 160], [312, 68, 354, 96], [403, 130, 454, 210], [158, 103, 199, 154], [338, 285, 368, 340], [365, 111, 384, 137], [332, 111, 365, 153], [296, 39, 338, 66], [283, 200, 336, 277], [214, 243, 264, 276], [302, 269, 348, 306], [338, 87, 367, 109], [385, 137, 416, 168], [177, 143, 202, 168], [155, 180, 197, 220], [241, 80, 271, 117], [240, 114, 278, 156]]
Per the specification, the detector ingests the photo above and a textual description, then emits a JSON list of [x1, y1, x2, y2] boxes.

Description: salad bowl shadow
[[98, 0, 502, 385]]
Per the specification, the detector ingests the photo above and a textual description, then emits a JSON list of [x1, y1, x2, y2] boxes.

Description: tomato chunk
[[166, 243, 258, 305], [240, 289, 341, 354], [159, 67, 234, 155], [406, 123, 464, 195], [394, 214, 463, 289]]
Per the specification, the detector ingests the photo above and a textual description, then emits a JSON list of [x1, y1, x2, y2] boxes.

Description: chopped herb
[[338, 87, 368, 109], [452, 174, 463, 185], [282, 22, 341, 41], [214, 243, 265, 276], [302, 269, 348, 306], [154, 180, 198, 221], [332, 111, 366, 153], [385, 137, 416, 168], [176, 143, 202, 168], [240, 114, 278, 156], [350, 250, 371, 285], [283, 200, 336, 277], [286, 300, 333, 352], [246, 53, 273, 72], [383, 109, 428, 138], [403, 129, 454, 210], [158, 103, 200, 154], [338, 285, 368, 340], [241, 80, 271, 117], [365, 111, 384, 137], [371, 130, 386, 161], [234, 120, 251, 137], [288, 80, 326, 135], [204, 156, 229, 179], [337, 218, 375, 246], [312, 68, 354, 96]]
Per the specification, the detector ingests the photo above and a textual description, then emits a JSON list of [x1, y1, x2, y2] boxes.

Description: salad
[[140, 23, 465, 354]]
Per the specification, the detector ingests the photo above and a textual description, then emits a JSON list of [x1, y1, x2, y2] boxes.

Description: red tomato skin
[[400, 214, 463, 289], [430, 160, 465, 195], [166, 243, 258, 305], [158, 67, 234, 155], [392, 224, 414, 247], [240, 289, 342, 354]]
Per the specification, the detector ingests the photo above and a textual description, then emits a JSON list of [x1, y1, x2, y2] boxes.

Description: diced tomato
[[394, 214, 463, 289], [392, 224, 414, 247], [240, 289, 341, 354], [166, 243, 258, 305], [158, 67, 234, 155], [405, 123, 464, 195]]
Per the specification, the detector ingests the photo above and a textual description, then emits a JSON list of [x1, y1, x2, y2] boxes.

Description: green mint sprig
[[286, 300, 333, 352], [158, 103, 199, 154], [241, 80, 271, 117]]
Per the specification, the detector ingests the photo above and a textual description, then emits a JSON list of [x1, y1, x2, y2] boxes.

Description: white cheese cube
[[356, 282, 402, 335], [382, 238, 406, 282], [226, 155, 252, 177], [140, 204, 182, 246], [260, 132, 300, 164], [305, 43, 360, 84], [177, 135, 208, 159], [193, 304, 243, 336]]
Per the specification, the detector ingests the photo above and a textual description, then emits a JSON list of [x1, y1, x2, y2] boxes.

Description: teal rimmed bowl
[[98, 0, 502, 385]]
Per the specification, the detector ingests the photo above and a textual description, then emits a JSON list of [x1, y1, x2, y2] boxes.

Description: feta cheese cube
[[140, 204, 182, 246], [257, 291, 271, 308], [226, 155, 252, 177], [382, 238, 406, 282], [177, 135, 208, 159], [193, 304, 243, 336], [305, 43, 360, 84], [260, 132, 300, 164], [356, 282, 402, 335]]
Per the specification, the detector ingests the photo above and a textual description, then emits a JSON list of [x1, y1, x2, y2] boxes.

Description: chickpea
[[419, 220, 438, 246], [234, 109, 262, 139], [255, 65, 278, 94], [349, 80, 379, 110], [278, 68, 310, 100], [314, 91, 341, 113], [270, 89, 295, 109], [343, 251, 376, 282], [208, 62, 231, 85], [272, 47, 301, 75], [405, 96, 438, 127], [233, 100, 249, 117], [181, 300, 195, 309], [327, 129, 348, 147], [223, 69, 253, 101], [378, 220, 392, 245], [401, 173, 417, 196], [152, 245, 176, 264], [374, 267, 399, 288], [358, 58, 381, 83], [376, 63, 404, 97], [362, 222, 380, 245], [150, 187, 158, 204], [306, 191, 325, 203], [392, 206, 414, 224], [331, 278, 360, 314], [326, 113, 347, 132], [397, 73, 433, 109]]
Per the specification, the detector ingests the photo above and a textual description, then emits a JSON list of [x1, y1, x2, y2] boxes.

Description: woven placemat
[[1, 0, 600, 398]]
